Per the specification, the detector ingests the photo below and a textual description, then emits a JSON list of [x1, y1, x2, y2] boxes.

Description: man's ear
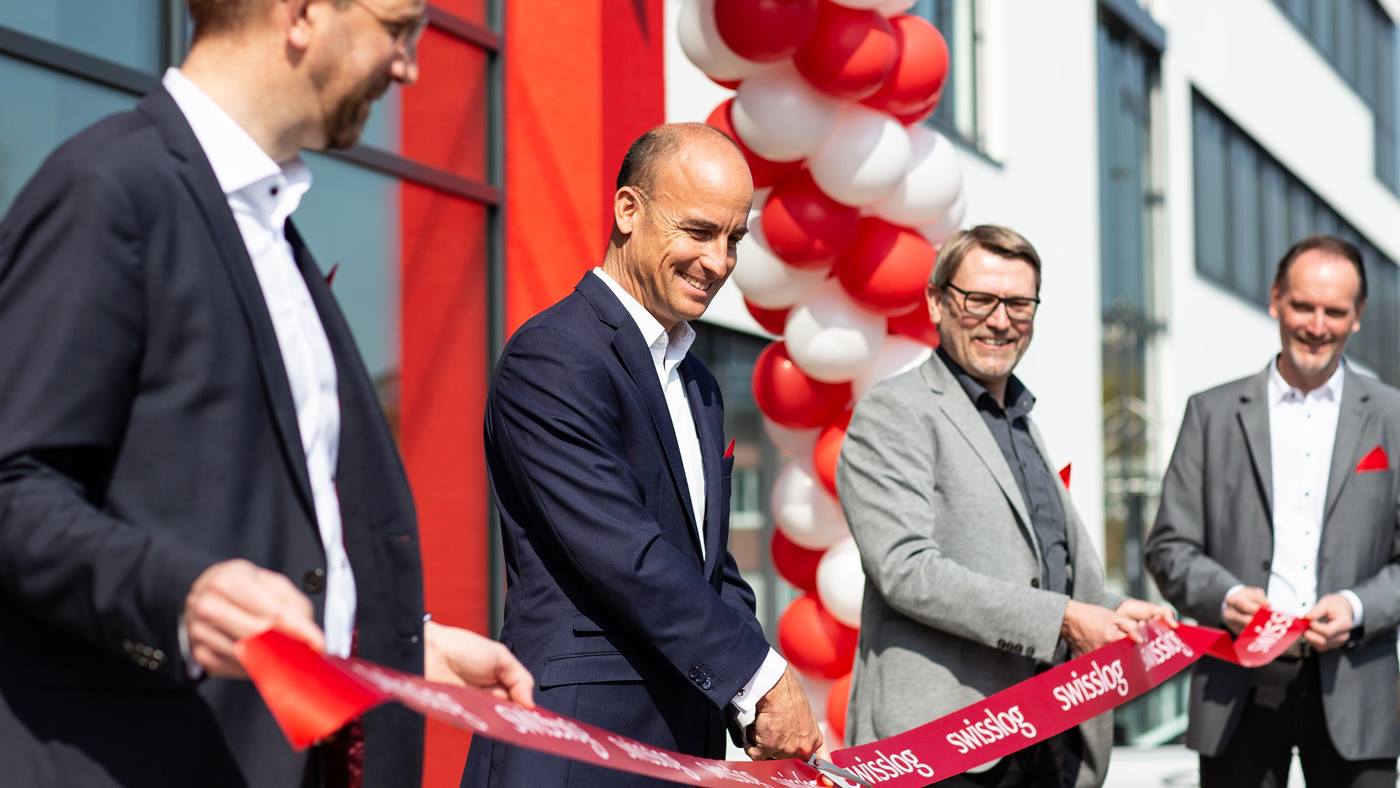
[[926, 285, 943, 325], [614, 186, 643, 237], [283, 0, 314, 51]]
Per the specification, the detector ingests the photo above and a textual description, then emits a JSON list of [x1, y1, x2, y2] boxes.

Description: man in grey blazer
[[1145, 235, 1400, 788], [838, 225, 1170, 788]]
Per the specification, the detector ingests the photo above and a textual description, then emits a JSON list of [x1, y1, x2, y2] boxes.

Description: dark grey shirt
[[938, 348, 1071, 596]]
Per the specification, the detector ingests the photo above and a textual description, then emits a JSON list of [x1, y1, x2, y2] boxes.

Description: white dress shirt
[[592, 269, 785, 724], [1224, 360, 1363, 625], [165, 69, 357, 659]]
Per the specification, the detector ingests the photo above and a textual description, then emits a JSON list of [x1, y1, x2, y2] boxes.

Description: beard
[[323, 74, 390, 150]]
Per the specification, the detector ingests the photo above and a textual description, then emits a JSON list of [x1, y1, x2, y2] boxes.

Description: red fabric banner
[[238, 608, 1307, 787]]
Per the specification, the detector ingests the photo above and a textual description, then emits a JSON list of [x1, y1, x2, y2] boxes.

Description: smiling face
[[608, 135, 753, 330], [1269, 249, 1364, 390], [309, 0, 424, 149], [929, 246, 1038, 395]]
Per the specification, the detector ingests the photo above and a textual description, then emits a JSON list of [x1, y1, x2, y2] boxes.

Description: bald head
[[615, 123, 747, 197]]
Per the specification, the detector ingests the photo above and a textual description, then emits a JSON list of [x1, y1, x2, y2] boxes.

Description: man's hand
[[424, 621, 535, 707], [745, 666, 825, 762], [1116, 598, 1177, 627], [1061, 600, 1144, 656], [185, 559, 324, 678], [1303, 594, 1354, 652], [1223, 586, 1268, 635]]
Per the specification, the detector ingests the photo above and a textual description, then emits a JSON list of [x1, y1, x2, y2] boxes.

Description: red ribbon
[[237, 608, 1307, 787]]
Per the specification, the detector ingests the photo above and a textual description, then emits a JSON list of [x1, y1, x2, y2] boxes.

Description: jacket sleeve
[[1144, 396, 1242, 626], [487, 325, 770, 709], [0, 164, 218, 681], [836, 385, 1070, 664]]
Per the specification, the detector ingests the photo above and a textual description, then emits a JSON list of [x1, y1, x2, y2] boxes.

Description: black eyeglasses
[[942, 282, 1040, 321], [349, 0, 427, 63]]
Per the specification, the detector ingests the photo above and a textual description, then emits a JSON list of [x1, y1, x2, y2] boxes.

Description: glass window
[[0, 54, 134, 214], [912, 0, 981, 150], [1192, 99, 1228, 285], [1259, 160, 1290, 286], [0, 1, 162, 74], [1227, 133, 1262, 302]]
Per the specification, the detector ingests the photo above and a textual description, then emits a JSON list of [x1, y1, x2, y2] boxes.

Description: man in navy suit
[[0, 1, 530, 786], [462, 123, 825, 787]]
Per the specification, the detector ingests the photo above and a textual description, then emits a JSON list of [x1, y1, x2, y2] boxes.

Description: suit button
[[303, 568, 326, 594], [701, 679, 713, 690], [688, 667, 701, 680], [1261, 560, 1271, 572], [1030, 578, 1040, 588]]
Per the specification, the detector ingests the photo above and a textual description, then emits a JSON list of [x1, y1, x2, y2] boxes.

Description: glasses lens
[[1005, 299, 1037, 320], [963, 292, 999, 316]]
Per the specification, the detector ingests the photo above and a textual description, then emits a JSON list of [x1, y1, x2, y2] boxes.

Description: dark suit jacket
[[1145, 364, 1400, 760], [0, 88, 425, 787], [462, 274, 770, 787]]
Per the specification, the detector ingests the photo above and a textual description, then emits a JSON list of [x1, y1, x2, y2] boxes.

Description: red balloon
[[705, 100, 802, 189], [813, 408, 852, 495], [827, 672, 852, 743], [887, 303, 940, 347], [753, 342, 852, 428], [835, 218, 937, 315], [715, 0, 820, 63], [793, 2, 899, 101], [862, 15, 949, 116], [762, 170, 861, 268], [895, 86, 942, 126], [771, 530, 824, 593], [778, 594, 858, 679], [744, 299, 790, 335], [710, 75, 741, 90]]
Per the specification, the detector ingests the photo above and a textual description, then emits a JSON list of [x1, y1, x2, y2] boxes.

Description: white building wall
[[662, 0, 1400, 561]]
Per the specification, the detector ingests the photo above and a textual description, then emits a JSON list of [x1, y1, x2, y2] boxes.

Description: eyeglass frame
[[939, 282, 1041, 321], [347, 0, 428, 63]]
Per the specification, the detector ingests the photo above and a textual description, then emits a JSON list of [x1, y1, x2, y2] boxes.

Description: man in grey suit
[[1145, 235, 1400, 788], [838, 225, 1171, 788]]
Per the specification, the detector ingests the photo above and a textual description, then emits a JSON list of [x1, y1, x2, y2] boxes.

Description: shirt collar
[[937, 347, 1035, 417], [162, 68, 312, 200], [591, 268, 695, 368], [1268, 356, 1345, 406]]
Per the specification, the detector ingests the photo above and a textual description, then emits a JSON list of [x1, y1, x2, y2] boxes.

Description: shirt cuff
[[1221, 584, 1246, 619], [1339, 589, 1365, 629], [178, 614, 204, 680], [729, 648, 787, 728]]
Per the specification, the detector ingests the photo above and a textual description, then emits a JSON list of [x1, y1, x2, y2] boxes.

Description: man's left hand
[[745, 666, 825, 762], [424, 621, 535, 707], [1303, 594, 1354, 652], [1115, 598, 1177, 627]]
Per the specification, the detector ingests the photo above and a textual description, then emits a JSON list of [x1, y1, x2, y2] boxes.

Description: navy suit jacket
[[0, 88, 424, 787], [462, 274, 770, 787]]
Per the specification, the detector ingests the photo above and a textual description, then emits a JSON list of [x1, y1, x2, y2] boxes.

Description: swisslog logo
[[944, 705, 1039, 755]]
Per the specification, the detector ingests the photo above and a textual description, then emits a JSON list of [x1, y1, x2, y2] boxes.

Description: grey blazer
[[1145, 364, 1400, 760], [837, 353, 1123, 788]]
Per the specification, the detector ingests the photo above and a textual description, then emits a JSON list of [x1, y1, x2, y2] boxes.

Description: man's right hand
[[184, 559, 325, 678], [1061, 599, 1144, 656], [1222, 586, 1268, 635], [745, 666, 826, 762]]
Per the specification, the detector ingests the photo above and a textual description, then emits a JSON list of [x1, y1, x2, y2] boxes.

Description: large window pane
[[1193, 99, 1228, 284], [1259, 160, 1289, 286], [0, 1, 162, 73], [0, 55, 134, 214], [1227, 134, 1263, 303]]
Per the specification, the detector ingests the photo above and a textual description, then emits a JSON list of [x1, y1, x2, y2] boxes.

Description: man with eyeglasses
[[837, 225, 1170, 787], [0, 2, 531, 787]]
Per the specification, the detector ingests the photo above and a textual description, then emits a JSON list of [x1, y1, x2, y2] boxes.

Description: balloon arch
[[679, 0, 968, 743]]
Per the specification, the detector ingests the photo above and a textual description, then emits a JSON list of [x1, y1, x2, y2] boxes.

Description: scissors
[[806, 754, 874, 788]]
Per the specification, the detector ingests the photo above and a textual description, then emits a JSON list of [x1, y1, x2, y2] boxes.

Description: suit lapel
[[578, 276, 703, 562], [682, 359, 724, 577], [1324, 369, 1372, 525], [139, 89, 316, 525], [1237, 367, 1274, 520], [920, 357, 1039, 556]]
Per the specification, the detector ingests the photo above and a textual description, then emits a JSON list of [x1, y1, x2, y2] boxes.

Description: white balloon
[[816, 537, 865, 628], [852, 336, 933, 400], [828, 0, 888, 8], [784, 280, 887, 384], [876, 0, 916, 14], [918, 189, 968, 246], [870, 126, 963, 226], [772, 459, 851, 550], [733, 203, 828, 308], [808, 105, 913, 208], [677, 0, 767, 82], [763, 417, 821, 458], [733, 63, 840, 163]]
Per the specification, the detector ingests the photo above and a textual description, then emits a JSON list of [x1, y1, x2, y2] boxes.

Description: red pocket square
[[1058, 463, 1071, 490], [1357, 445, 1390, 473], [724, 438, 735, 458]]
